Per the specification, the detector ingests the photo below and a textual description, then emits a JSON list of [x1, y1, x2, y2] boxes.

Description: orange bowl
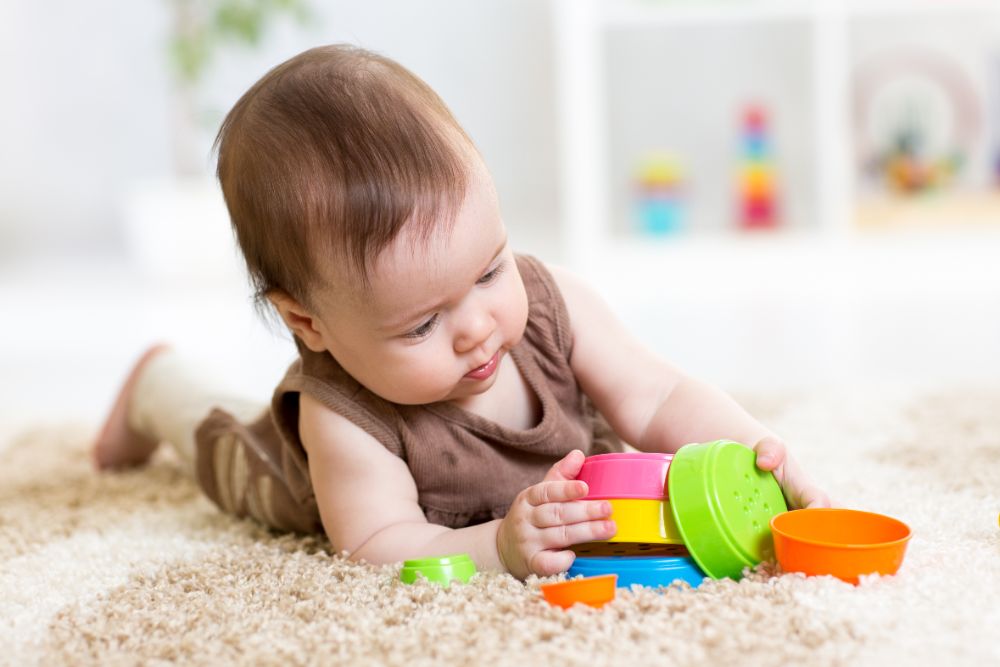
[[540, 574, 617, 609], [771, 508, 911, 584]]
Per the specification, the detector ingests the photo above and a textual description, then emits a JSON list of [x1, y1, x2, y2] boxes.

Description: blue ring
[[569, 555, 706, 589]]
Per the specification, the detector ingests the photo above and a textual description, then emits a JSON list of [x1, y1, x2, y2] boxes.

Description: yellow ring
[[605, 498, 683, 544]]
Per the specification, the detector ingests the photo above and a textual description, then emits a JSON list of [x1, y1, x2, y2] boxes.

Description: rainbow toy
[[737, 105, 779, 230], [562, 443, 912, 595], [569, 444, 789, 590]]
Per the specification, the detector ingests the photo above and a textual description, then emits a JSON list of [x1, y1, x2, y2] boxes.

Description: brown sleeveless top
[[194, 254, 622, 532]]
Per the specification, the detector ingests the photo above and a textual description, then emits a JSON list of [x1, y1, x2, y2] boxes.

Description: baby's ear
[[267, 290, 327, 352]]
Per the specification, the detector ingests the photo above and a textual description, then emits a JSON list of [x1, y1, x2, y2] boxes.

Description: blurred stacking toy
[[634, 152, 685, 236], [737, 105, 780, 230]]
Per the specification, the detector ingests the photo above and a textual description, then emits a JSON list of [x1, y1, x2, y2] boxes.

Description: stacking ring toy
[[570, 543, 705, 589], [577, 453, 673, 499], [771, 508, 911, 584], [667, 440, 788, 580], [606, 498, 683, 544], [399, 553, 477, 586]]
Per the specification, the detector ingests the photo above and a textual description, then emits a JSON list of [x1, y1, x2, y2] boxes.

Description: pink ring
[[577, 453, 672, 500]]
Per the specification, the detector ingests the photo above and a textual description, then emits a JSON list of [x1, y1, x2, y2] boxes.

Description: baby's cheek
[[396, 345, 455, 400]]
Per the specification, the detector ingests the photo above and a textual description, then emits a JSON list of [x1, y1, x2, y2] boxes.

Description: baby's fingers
[[542, 449, 586, 483], [526, 480, 588, 506], [539, 519, 617, 549], [754, 437, 787, 472], [528, 549, 576, 577], [531, 499, 611, 529]]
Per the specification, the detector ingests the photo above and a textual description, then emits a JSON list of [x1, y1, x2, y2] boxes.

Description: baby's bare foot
[[92, 344, 170, 470]]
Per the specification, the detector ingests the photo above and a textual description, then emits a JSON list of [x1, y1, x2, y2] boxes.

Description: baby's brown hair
[[214, 44, 472, 313]]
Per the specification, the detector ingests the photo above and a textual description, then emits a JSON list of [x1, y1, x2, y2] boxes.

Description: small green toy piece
[[399, 553, 477, 586], [668, 440, 788, 580]]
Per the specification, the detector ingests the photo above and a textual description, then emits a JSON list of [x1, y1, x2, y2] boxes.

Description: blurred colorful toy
[[880, 123, 962, 193], [634, 152, 685, 235], [771, 508, 912, 584], [737, 105, 780, 230], [854, 48, 982, 195], [541, 574, 617, 609], [399, 553, 477, 586]]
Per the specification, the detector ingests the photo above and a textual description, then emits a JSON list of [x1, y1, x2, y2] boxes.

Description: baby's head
[[215, 44, 528, 406]]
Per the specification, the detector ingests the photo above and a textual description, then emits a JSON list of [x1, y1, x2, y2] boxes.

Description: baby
[[94, 44, 830, 580]]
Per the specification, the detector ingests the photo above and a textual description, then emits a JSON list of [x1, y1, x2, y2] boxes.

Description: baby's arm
[[549, 265, 831, 509], [299, 394, 612, 576]]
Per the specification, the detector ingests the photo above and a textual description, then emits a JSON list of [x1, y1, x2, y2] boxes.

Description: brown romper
[[193, 254, 623, 534]]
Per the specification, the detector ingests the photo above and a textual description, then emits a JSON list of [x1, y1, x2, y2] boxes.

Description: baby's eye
[[476, 261, 506, 285], [405, 314, 439, 339]]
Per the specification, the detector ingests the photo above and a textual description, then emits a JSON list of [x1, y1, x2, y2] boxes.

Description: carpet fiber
[[3, 389, 999, 666]]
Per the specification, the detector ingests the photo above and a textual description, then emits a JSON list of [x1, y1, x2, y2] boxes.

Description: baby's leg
[[93, 346, 265, 472]]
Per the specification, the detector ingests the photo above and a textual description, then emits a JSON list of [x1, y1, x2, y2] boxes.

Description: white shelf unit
[[550, 0, 1000, 271], [548, 0, 1000, 392]]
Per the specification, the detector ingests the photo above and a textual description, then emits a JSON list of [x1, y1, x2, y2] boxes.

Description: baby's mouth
[[464, 351, 500, 381]]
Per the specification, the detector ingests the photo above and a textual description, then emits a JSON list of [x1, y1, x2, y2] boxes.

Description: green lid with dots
[[667, 440, 788, 580]]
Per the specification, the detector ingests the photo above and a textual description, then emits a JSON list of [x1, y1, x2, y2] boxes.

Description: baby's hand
[[753, 436, 833, 509], [496, 449, 616, 579]]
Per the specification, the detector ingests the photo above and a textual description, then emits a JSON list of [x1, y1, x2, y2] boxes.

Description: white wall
[[0, 0, 172, 256], [0, 0, 559, 260]]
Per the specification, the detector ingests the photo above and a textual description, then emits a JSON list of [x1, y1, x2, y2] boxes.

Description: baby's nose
[[454, 306, 495, 353]]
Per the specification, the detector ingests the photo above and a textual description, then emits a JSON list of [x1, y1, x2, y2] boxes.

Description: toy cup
[[667, 440, 788, 580], [577, 452, 681, 545], [605, 498, 683, 544], [399, 554, 477, 586], [570, 542, 705, 589], [771, 508, 911, 584], [577, 453, 672, 499], [541, 574, 617, 609]]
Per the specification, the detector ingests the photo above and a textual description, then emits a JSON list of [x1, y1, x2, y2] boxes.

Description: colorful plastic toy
[[399, 553, 477, 586], [540, 574, 617, 609], [737, 105, 780, 230], [605, 498, 683, 544], [577, 452, 672, 499], [634, 152, 685, 236], [770, 508, 912, 584], [667, 440, 788, 580], [569, 444, 786, 587], [570, 543, 705, 589]]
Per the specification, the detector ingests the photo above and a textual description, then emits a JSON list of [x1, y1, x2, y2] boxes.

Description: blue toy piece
[[568, 553, 706, 590]]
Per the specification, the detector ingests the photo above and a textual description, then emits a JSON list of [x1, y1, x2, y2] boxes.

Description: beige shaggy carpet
[[3, 388, 999, 666]]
